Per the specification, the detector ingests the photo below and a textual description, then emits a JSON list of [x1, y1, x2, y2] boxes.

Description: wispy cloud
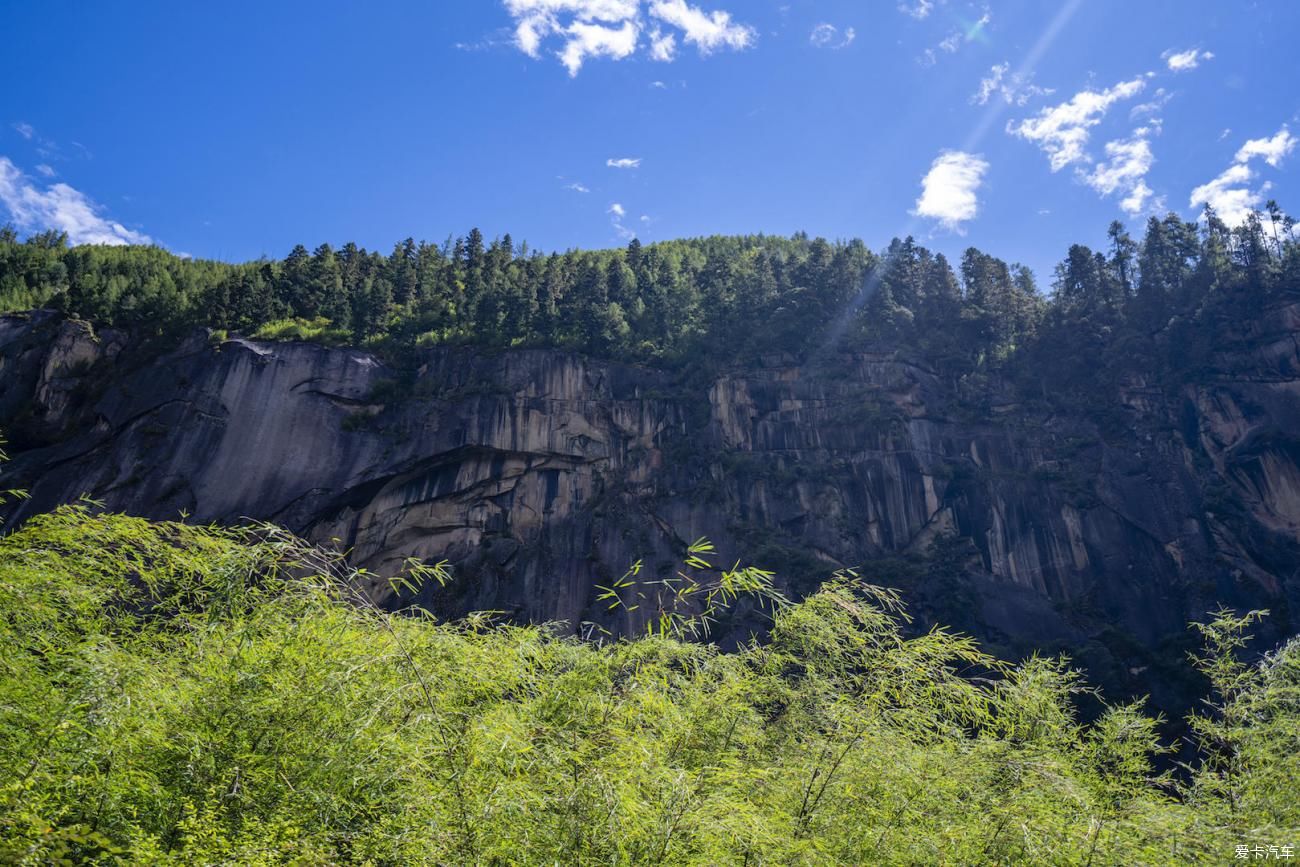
[[1007, 76, 1146, 171], [502, 0, 753, 76], [913, 150, 989, 233], [1085, 135, 1156, 216], [454, 31, 515, 52], [1162, 47, 1213, 72], [566, 181, 591, 193], [1129, 87, 1171, 122], [607, 157, 641, 169], [0, 157, 152, 246], [809, 23, 855, 50], [898, 0, 934, 19], [972, 62, 1053, 106], [35, 164, 56, 178], [8, 123, 93, 167], [921, 8, 990, 66], [1190, 125, 1296, 226], [608, 202, 635, 239]]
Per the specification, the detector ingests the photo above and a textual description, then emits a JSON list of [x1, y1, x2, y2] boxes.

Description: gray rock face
[[3, 307, 1299, 705]]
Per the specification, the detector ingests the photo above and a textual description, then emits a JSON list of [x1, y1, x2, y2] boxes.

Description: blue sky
[[1, 0, 1297, 282]]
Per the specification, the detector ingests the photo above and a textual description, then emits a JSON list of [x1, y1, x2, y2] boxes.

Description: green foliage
[[0, 430, 28, 505], [0, 508, 1296, 864], [249, 316, 352, 346], [0, 224, 1017, 368], [1182, 608, 1300, 831], [4, 204, 1296, 389], [0, 232, 234, 333], [594, 537, 789, 640]]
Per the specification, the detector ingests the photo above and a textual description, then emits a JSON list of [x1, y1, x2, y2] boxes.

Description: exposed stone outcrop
[[3, 306, 1299, 711]]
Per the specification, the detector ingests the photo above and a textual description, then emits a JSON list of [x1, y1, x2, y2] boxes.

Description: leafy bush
[[0, 508, 1295, 864]]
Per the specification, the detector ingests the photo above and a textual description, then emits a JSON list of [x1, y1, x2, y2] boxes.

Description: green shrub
[[0, 508, 1294, 864]]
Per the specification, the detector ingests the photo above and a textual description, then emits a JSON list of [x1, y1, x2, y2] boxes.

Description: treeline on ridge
[[1, 204, 1297, 383]]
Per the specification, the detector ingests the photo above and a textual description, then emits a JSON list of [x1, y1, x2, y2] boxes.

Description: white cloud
[[810, 24, 834, 47], [1121, 182, 1155, 217], [608, 202, 635, 239], [1162, 48, 1213, 72], [1234, 127, 1297, 168], [13, 122, 35, 140], [1086, 137, 1153, 196], [1190, 125, 1297, 226], [1007, 77, 1146, 171], [566, 181, 591, 193], [650, 79, 668, 88], [1129, 87, 1171, 120], [501, 0, 752, 74], [973, 63, 1007, 103], [35, 164, 56, 178], [0, 157, 152, 246], [648, 0, 753, 53], [649, 28, 676, 61], [899, 0, 934, 19], [607, 157, 641, 169], [810, 23, 855, 49], [504, 0, 638, 58], [972, 62, 1052, 106], [1085, 135, 1156, 216], [559, 19, 639, 75], [514, 17, 546, 55], [1189, 164, 1262, 227], [913, 150, 989, 233]]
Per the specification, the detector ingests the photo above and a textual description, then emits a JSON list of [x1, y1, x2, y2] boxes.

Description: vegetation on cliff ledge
[[1, 506, 1296, 865]]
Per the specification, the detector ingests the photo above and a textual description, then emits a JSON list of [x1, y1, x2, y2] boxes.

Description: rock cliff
[[3, 307, 1299, 709]]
